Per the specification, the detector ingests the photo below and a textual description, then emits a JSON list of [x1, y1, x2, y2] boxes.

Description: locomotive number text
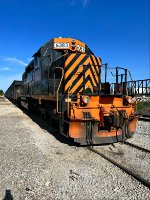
[[76, 44, 85, 53], [54, 42, 70, 49]]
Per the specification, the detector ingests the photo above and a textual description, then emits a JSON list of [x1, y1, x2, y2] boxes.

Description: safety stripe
[[90, 55, 99, 76], [65, 54, 81, 74], [88, 64, 98, 85], [65, 57, 91, 92], [85, 67, 97, 86], [64, 56, 90, 90], [90, 56, 99, 85], [95, 56, 101, 81], [64, 54, 101, 94], [73, 75, 95, 94], [95, 56, 101, 66], [65, 54, 88, 75], [91, 55, 97, 65], [67, 64, 97, 93], [65, 54, 77, 67], [66, 63, 89, 92], [65, 54, 86, 82], [92, 56, 100, 75], [69, 75, 83, 94]]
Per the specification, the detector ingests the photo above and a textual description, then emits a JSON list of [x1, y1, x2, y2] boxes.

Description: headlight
[[127, 97, 135, 104], [81, 96, 90, 105], [127, 97, 132, 104]]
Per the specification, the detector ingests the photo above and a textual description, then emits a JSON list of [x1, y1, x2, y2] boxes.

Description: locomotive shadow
[[17, 105, 112, 148], [8, 100, 122, 148], [19, 105, 113, 148], [14, 103, 79, 146]]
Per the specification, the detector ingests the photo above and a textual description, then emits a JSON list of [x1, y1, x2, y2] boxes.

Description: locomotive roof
[[33, 37, 94, 57], [10, 80, 22, 87]]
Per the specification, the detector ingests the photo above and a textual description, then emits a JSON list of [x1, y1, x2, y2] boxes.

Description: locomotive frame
[[5, 37, 138, 145]]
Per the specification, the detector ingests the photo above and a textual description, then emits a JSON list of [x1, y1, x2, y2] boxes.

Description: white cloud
[[0, 67, 10, 71], [27, 57, 33, 62], [0, 56, 27, 66]]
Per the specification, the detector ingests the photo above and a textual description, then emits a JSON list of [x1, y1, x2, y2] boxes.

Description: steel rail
[[87, 146, 150, 189], [141, 115, 150, 118], [124, 141, 150, 153], [138, 117, 150, 122]]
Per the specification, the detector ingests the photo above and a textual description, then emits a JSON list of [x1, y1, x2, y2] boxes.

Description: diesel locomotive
[[5, 37, 138, 145]]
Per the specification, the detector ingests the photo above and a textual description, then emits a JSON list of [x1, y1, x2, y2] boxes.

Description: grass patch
[[137, 101, 150, 115]]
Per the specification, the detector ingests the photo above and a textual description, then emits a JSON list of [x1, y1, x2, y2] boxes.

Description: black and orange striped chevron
[[64, 53, 101, 94]]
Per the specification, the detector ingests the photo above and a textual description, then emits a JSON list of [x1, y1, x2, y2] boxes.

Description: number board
[[54, 42, 70, 49], [76, 44, 85, 53]]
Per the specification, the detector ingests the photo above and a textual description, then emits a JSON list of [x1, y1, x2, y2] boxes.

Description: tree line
[[0, 90, 4, 96]]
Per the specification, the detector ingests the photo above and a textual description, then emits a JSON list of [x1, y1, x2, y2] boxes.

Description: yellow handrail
[[56, 67, 64, 113]]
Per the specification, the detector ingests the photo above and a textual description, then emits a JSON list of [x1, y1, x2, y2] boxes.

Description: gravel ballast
[[94, 142, 150, 184], [0, 97, 150, 199], [128, 121, 150, 150]]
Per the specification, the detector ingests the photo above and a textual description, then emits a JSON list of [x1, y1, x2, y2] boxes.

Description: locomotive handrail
[[55, 67, 64, 113]]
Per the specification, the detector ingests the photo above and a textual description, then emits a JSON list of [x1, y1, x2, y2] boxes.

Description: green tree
[[0, 90, 4, 96]]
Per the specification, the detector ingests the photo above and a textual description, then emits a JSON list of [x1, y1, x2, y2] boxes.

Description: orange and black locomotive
[[5, 37, 138, 145]]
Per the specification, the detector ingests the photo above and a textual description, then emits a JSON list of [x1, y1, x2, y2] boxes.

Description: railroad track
[[87, 146, 150, 188], [139, 115, 150, 122], [124, 141, 150, 153]]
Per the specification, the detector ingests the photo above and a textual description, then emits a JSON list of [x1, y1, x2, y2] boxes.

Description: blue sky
[[0, 0, 149, 91]]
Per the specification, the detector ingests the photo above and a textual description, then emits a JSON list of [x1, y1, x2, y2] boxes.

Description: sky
[[0, 0, 149, 92]]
